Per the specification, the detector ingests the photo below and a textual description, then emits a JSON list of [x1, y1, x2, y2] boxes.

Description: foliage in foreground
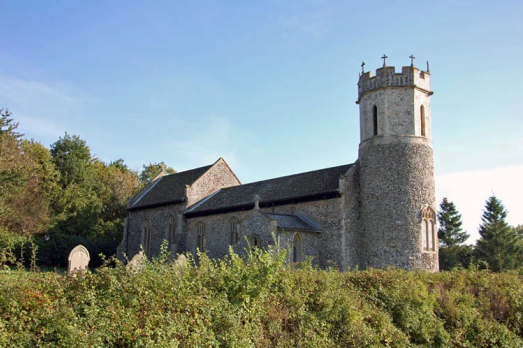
[[1, 246, 523, 348]]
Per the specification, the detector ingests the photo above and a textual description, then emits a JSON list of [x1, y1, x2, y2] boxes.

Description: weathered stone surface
[[173, 254, 187, 268], [128, 251, 145, 270], [119, 63, 438, 272], [67, 245, 90, 276]]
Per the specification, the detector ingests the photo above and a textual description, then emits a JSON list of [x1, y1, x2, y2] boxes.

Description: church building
[[118, 58, 439, 271]]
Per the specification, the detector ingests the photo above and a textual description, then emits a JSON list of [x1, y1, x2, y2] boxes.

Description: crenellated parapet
[[357, 66, 432, 103]]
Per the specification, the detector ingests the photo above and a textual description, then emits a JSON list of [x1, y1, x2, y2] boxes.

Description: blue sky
[[1, 0, 522, 242]]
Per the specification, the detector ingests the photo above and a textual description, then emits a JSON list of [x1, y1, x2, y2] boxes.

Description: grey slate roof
[[130, 164, 212, 210], [186, 163, 352, 215], [265, 213, 320, 231]]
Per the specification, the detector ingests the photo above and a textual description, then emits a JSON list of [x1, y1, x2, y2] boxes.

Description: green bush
[[1, 245, 522, 347]]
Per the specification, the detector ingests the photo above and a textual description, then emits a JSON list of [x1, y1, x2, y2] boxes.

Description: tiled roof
[[130, 165, 212, 210], [186, 163, 352, 215], [266, 213, 320, 231]]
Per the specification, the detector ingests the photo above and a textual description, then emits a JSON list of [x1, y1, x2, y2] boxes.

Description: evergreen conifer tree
[[438, 198, 469, 247], [437, 198, 472, 270], [475, 195, 521, 271]]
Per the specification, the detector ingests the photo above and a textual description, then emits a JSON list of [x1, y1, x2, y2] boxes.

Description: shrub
[[0, 245, 522, 347]]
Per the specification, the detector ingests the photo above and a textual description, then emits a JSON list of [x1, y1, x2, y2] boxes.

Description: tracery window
[[229, 218, 239, 245], [142, 219, 151, 256], [373, 105, 378, 136], [292, 233, 303, 263], [196, 222, 206, 252], [420, 105, 426, 136], [421, 207, 436, 251]]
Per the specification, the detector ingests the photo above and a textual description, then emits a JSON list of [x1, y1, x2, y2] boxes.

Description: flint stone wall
[[125, 204, 185, 260], [185, 196, 345, 268], [358, 138, 438, 271], [186, 159, 240, 207]]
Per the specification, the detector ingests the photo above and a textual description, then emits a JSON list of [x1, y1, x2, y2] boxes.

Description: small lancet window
[[373, 105, 378, 136], [142, 219, 151, 256], [420, 105, 426, 136], [421, 207, 436, 251], [196, 222, 206, 252], [230, 218, 239, 245], [292, 233, 303, 263], [249, 235, 261, 249], [167, 215, 176, 246]]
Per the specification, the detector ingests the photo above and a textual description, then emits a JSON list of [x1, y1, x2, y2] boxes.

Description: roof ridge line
[[218, 163, 353, 190]]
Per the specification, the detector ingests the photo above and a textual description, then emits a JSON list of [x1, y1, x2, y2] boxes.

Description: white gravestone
[[68, 245, 90, 276], [127, 251, 145, 272]]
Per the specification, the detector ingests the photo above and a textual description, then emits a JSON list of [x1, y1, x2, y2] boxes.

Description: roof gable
[[129, 164, 213, 210]]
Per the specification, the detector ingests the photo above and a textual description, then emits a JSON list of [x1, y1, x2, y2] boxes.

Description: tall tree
[[138, 161, 175, 189], [438, 198, 469, 247], [0, 112, 58, 236], [0, 109, 22, 139], [437, 198, 472, 270], [475, 195, 521, 271], [49, 133, 102, 236]]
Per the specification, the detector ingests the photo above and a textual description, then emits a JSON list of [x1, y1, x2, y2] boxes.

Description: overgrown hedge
[[1, 246, 523, 347]]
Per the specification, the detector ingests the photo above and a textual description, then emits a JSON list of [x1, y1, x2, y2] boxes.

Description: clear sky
[[1, 0, 522, 243]]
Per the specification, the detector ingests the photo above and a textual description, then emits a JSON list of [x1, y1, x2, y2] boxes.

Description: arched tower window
[[229, 217, 239, 245], [196, 222, 206, 252], [373, 105, 378, 136], [142, 219, 151, 256], [292, 233, 303, 263], [167, 215, 176, 248], [421, 207, 436, 251], [420, 105, 426, 136]]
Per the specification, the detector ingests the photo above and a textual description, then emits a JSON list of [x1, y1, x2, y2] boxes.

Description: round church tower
[[356, 56, 438, 271]]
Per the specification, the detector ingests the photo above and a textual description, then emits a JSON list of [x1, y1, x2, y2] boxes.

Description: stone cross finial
[[361, 61, 365, 73], [254, 194, 260, 209], [161, 163, 166, 171], [381, 54, 388, 67], [409, 54, 415, 67]]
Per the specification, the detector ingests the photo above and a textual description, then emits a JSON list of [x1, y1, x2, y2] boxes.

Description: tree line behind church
[[0, 109, 175, 267], [1, 108, 522, 271]]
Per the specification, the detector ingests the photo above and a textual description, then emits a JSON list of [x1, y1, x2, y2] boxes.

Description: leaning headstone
[[173, 254, 187, 268], [68, 245, 90, 276], [127, 251, 145, 272]]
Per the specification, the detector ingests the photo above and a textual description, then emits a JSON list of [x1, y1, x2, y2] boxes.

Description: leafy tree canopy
[[139, 161, 175, 189]]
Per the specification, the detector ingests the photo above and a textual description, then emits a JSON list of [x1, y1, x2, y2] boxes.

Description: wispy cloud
[[436, 165, 523, 243], [280, 11, 332, 38], [0, 74, 77, 106], [16, 113, 67, 139], [159, 115, 256, 176]]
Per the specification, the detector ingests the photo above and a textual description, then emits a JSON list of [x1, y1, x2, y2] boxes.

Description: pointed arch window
[[249, 235, 261, 249], [420, 105, 426, 136], [230, 218, 239, 245], [196, 222, 206, 252], [292, 233, 303, 263], [142, 219, 151, 256], [421, 207, 436, 251], [373, 105, 378, 136]]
